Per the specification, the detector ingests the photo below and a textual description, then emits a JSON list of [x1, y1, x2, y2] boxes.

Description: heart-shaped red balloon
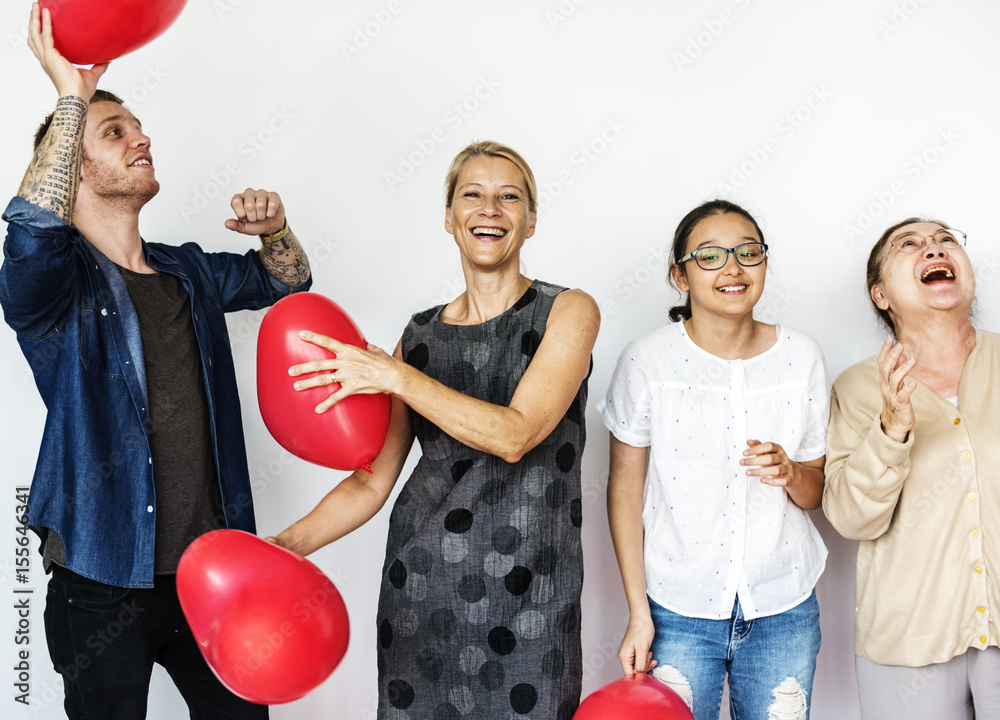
[[575, 673, 695, 719], [257, 292, 391, 472], [40, 0, 188, 65], [177, 530, 350, 705]]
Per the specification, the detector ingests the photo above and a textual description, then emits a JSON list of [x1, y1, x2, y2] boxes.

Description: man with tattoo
[[0, 5, 312, 718]]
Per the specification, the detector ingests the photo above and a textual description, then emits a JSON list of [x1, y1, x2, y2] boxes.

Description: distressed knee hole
[[768, 677, 807, 720], [651, 665, 694, 710]]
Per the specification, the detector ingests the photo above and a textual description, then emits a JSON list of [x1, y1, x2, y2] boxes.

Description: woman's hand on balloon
[[617, 615, 658, 675], [27, 3, 108, 99], [289, 331, 401, 413], [877, 336, 916, 442]]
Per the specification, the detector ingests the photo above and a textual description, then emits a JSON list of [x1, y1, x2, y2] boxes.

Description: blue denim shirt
[[0, 197, 311, 587]]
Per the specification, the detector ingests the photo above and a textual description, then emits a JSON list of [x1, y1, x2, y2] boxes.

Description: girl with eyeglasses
[[823, 218, 1000, 719], [599, 200, 829, 720]]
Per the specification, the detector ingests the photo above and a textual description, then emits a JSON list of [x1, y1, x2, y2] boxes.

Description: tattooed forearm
[[259, 226, 312, 287], [18, 96, 87, 224]]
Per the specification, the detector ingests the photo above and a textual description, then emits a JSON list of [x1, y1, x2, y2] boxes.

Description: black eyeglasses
[[678, 242, 768, 271]]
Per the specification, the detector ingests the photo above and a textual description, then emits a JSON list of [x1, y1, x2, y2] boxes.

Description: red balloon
[[575, 674, 695, 719], [40, 0, 188, 65], [177, 530, 350, 705], [257, 292, 391, 473]]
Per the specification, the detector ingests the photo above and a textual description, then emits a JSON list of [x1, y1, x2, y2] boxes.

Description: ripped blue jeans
[[648, 590, 821, 720]]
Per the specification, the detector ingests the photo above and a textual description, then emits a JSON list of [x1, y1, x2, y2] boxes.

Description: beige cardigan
[[823, 329, 1000, 667]]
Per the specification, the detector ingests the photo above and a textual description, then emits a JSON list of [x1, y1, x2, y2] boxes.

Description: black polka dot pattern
[[510, 683, 539, 714], [406, 343, 429, 370], [521, 329, 541, 357], [379, 619, 393, 649], [450, 459, 473, 483], [488, 626, 517, 655], [444, 508, 474, 534], [387, 679, 415, 709], [377, 281, 586, 717], [555, 443, 576, 472], [504, 566, 533, 596], [388, 559, 407, 589]]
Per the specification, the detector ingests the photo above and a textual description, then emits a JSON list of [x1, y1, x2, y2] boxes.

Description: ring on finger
[[331, 372, 337, 385]]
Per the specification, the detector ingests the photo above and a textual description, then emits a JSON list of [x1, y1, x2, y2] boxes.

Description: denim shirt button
[[101, 308, 107, 316], [146, 505, 153, 513]]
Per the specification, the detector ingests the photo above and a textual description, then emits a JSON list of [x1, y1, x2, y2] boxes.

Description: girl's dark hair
[[667, 199, 766, 322]]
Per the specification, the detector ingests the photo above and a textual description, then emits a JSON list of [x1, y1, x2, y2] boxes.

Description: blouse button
[[980, 636, 988, 644], [977, 606, 986, 614], [971, 529, 980, 538], [954, 418, 961, 425], [963, 451, 971, 459], [975, 567, 983, 575], [969, 493, 977, 501]]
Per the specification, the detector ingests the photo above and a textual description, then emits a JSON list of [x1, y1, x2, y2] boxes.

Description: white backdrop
[[2, 1, 999, 718]]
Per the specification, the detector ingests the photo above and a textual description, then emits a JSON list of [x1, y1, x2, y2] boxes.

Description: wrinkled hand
[[27, 3, 108, 99], [289, 332, 399, 413], [742, 439, 799, 488], [877, 336, 916, 442], [225, 188, 285, 236], [617, 615, 658, 675]]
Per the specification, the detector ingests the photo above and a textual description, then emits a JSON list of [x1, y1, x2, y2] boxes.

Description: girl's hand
[[288, 331, 401, 413], [617, 615, 658, 675], [742, 439, 797, 487], [877, 336, 916, 442]]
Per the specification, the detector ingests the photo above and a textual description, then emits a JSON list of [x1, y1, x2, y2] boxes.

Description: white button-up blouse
[[599, 322, 829, 620]]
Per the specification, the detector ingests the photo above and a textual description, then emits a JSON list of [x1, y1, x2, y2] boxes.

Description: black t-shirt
[[117, 266, 224, 573]]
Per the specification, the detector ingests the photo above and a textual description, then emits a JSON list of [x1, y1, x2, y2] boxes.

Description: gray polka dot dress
[[377, 280, 587, 719]]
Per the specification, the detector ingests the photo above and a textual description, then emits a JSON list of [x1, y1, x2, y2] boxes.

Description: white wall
[[2, 1, 998, 718]]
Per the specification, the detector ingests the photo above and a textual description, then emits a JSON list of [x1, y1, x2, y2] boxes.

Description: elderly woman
[[271, 141, 599, 719], [823, 218, 1000, 719]]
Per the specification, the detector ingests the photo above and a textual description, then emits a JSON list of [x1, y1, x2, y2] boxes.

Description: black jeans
[[44, 565, 269, 720]]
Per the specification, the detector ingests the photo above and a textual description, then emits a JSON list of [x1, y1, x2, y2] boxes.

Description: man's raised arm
[[17, 2, 107, 223]]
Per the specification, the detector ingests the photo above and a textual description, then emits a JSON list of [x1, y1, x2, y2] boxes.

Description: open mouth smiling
[[921, 264, 955, 284], [717, 284, 748, 294], [472, 227, 507, 239]]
